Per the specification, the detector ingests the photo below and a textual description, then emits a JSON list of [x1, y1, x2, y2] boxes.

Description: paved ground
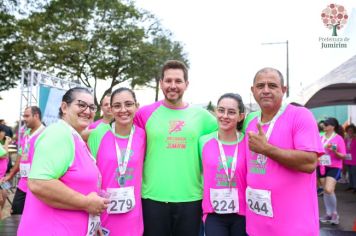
[[319, 182, 356, 233], [1, 182, 356, 235]]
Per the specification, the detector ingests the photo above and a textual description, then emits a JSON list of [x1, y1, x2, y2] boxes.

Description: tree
[[206, 101, 215, 113], [1, 0, 189, 108], [321, 4, 348, 36], [130, 34, 189, 101], [0, 3, 21, 95], [0, 0, 50, 97], [22, 0, 152, 111]]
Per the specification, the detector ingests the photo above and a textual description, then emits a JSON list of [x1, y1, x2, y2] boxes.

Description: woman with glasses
[[18, 87, 109, 236], [318, 117, 346, 225], [199, 93, 247, 236], [88, 87, 145, 236]]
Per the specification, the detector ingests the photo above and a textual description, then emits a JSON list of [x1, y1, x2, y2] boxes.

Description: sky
[[1, 0, 356, 126]]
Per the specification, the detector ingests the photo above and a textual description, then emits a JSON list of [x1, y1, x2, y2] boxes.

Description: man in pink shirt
[[1, 106, 45, 214], [245, 68, 324, 236]]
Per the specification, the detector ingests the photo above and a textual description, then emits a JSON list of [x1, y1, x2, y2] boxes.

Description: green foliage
[[0, 5, 21, 93], [130, 34, 189, 101], [0, 0, 189, 106], [206, 101, 215, 112]]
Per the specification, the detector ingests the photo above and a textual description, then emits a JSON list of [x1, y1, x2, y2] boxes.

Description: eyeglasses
[[216, 107, 238, 117], [75, 100, 97, 112], [111, 101, 135, 111]]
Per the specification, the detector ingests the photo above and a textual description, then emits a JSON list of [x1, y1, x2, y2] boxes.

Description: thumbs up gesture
[[248, 123, 269, 154]]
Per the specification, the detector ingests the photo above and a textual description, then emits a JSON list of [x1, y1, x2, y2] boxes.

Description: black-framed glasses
[[75, 100, 97, 112], [111, 101, 135, 111]]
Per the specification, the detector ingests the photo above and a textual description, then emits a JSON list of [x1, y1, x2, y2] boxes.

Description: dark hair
[[101, 92, 112, 105], [0, 125, 6, 133], [26, 106, 42, 120], [161, 60, 188, 81], [110, 87, 137, 105], [58, 87, 92, 118], [253, 67, 284, 86], [345, 124, 356, 134], [318, 120, 325, 132], [217, 93, 245, 131], [325, 117, 344, 137]]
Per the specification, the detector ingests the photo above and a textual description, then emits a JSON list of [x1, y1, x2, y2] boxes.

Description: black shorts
[[11, 188, 26, 215], [205, 213, 246, 236], [317, 166, 341, 180]]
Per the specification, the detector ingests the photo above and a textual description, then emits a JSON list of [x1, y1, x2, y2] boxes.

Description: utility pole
[[261, 40, 289, 97]]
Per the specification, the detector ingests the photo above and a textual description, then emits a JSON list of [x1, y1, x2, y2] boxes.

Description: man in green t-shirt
[[134, 60, 217, 236]]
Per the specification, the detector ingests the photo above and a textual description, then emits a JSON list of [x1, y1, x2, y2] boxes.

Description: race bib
[[345, 153, 352, 161], [246, 186, 273, 218], [19, 163, 31, 177], [320, 155, 331, 166], [86, 214, 100, 236], [210, 188, 239, 214], [101, 227, 110, 236], [107, 187, 135, 214]]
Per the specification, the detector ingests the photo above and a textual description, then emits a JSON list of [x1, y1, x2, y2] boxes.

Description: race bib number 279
[[107, 187, 135, 214]]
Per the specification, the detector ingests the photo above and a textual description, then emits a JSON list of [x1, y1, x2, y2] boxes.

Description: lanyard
[[60, 120, 96, 162], [216, 132, 240, 188], [111, 123, 134, 177], [23, 125, 45, 153], [257, 105, 286, 141], [346, 137, 352, 150], [321, 132, 336, 147], [61, 120, 102, 189]]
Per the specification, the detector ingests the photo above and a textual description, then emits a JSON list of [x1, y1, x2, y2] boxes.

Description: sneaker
[[330, 213, 340, 225], [320, 215, 332, 223]]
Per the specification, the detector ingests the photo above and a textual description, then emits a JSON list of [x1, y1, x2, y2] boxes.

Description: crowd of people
[[0, 60, 355, 235]]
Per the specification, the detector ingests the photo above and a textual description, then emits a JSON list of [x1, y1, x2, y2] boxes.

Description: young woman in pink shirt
[[199, 93, 247, 236]]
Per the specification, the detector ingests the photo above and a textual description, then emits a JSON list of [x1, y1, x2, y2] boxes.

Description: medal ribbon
[[257, 105, 286, 141], [217, 132, 240, 188], [346, 137, 352, 150], [23, 125, 45, 153], [61, 120, 96, 161], [60, 120, 101, 188], [112, 123, 134, 180], [321, 132, 336, 148]]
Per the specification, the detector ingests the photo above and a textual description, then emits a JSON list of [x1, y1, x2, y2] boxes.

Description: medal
[[112, 124, 134, 188], [21, 153, 29, 161], [118, 175, 126, 187]]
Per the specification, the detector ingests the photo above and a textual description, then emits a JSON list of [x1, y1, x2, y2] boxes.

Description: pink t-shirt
[[18, 126, 45, 192], [320, 134, 346, 169], [18, 123, 101, 236], [245, 104, 324, 236], [0, 153, 8, 177], [344, 137, 356, 166], [199, 132, 247, 221], [88, 119, 103, 129], [88, 124, 146, 236]]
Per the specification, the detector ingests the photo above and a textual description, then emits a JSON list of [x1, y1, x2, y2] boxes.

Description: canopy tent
[[292, 55, 356, 108]]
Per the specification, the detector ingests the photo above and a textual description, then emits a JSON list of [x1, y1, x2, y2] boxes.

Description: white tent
[[291, 54, 356, 108]]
